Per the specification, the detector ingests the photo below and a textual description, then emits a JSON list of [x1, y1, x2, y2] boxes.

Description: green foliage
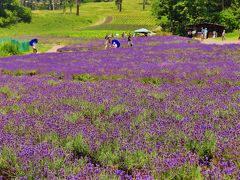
[[15, 6, 32, 23], [213, 106, 237, 119], [158, 165, 202, 180], [26, 104, 45, 116], [0, 42, 21, 56], [0, 147, 22, 177], [72, 73, 98, 82], [0, 0, 31, 27], [100, 171, 120, 180], [35, 132, 60, 145], [1, 69, 38, 76], [191, 79, 207, 86], [133, 109, 156, 128], [108, 104, 127, 117], [0, 86, 20, 99], [72, 73, 123, 82], [165, 109, 184, 121], [65, 111, 84, 123], [149, 92, 167, 101], [47, 80, 60, 86], [140, 77, 174, 86], [121, 150, 149, 170], [185, 131, 216, 159], [63, 99, 106, 122], [0, 104, 20, 115], [48, 157, 66, 172], [219, 9, 239, 32], [66, 134, 90, 157], [93, 140, 121, 166], [0, 87, 12, 98]]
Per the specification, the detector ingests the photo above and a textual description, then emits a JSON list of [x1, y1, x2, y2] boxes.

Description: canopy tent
[[134, 28, 152, 34]]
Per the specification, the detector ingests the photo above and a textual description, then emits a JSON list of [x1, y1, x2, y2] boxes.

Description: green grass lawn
[[0, 1, 157, 39], [225, 30, 240, 40]]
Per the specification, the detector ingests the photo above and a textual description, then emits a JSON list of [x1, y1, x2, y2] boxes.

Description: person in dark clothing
[[127, 34, 133, 47]]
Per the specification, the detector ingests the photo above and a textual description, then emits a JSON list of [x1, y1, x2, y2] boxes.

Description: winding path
[[46, 45, 65, 53]]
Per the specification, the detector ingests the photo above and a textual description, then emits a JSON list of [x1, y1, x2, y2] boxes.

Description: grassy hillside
[[0, 1, 157, 38]]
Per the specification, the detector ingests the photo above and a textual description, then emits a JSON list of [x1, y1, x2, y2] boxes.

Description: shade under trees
[[152, 0, 240, 35]]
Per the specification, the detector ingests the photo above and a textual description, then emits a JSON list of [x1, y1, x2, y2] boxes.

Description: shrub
[[93, 141, 121, 166], [15, 6, 32, 23], [1, 69, 38, 76], [66, 134, 90, 157], [47, 80, 60, 86], [121, 150, 150, 170], [0, 0, 31, 27], [219, 9, 239, 32], [185, 131, 216, 161], [108, 104, 127, 117], [0, 147, 22, 178], [72, 73, 123, 82], [0, 42, 21, 56]]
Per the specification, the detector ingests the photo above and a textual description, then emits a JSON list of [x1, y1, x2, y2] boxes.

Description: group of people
[[104, 33, 133, 50]]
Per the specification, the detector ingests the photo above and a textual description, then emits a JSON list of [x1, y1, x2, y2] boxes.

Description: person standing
[[127, 34, 133, 47], [104, 36, 112, 50], [213, 31, 216, 38], [222, 30, 226, 41], [204, 28, 208, 39]]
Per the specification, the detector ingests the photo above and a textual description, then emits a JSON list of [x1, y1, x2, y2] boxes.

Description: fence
[[0, 38, 30, 52]]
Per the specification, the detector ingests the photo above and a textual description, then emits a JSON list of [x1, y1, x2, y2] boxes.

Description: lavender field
[[0, 36, 239, 179]]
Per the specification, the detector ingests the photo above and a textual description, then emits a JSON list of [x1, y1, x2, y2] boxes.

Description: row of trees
[[0, 0, 31, 27], [152, 0, 240, 35]]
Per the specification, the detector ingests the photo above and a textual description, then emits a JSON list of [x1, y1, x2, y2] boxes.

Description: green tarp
[[0, 38, 29, 52]]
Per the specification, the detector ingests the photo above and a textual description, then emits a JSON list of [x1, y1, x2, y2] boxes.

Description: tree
[[115, 0, 122, 12], [219, 9, 238, 31], [0, 0, 31, 27], [69, 0, 74, 13], [76, 0, 80, 15], [143, 0, 148, 10]]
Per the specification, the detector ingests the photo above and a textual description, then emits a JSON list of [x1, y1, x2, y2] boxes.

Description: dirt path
[[93, 16, 113, 26], [80, 16, 113, 30], [46, 45, 65, 53], [201, 39, 240, 45]]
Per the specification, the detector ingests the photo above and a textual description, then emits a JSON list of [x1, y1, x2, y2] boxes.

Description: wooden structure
[[188, 23, 225, 38]]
